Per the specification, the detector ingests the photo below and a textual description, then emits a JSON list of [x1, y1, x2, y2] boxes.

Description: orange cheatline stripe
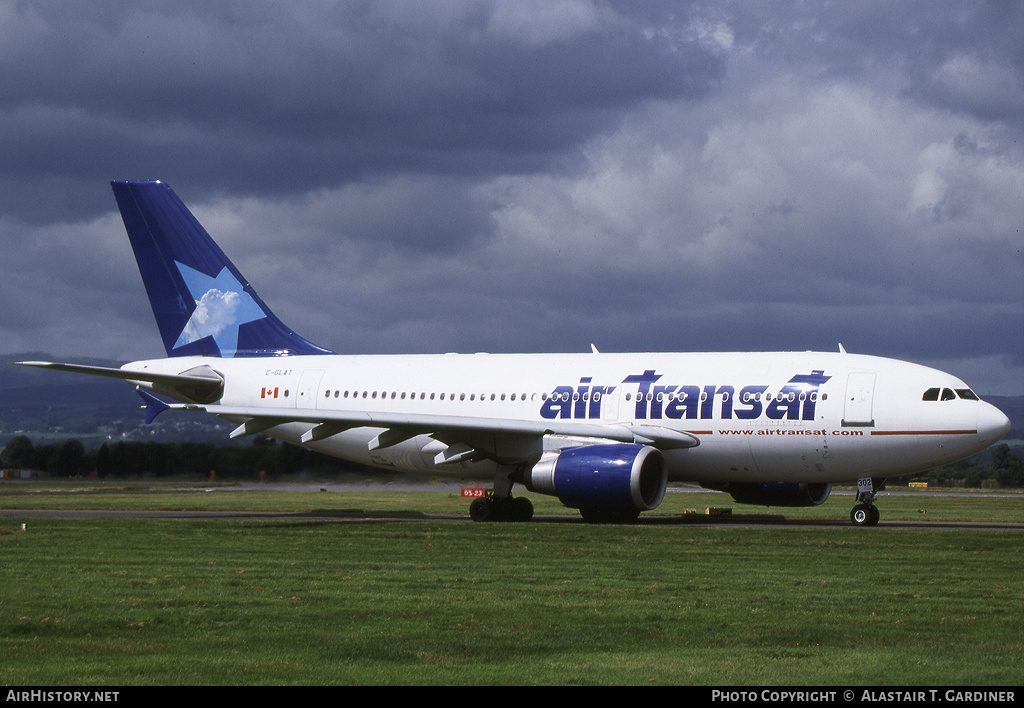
[[870, 429, 976, 436]]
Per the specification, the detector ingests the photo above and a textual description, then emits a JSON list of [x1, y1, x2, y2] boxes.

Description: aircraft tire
[[470, 497, 493, 522], [850, 503, 879, 526], [510, 496, 534, 522]]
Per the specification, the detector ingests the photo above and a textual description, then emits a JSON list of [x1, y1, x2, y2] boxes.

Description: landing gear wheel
[[470, 497, 493, 522], [850, 503, 879, 527], [469, 463, 534, 522], [850, 477, 883, 526], [469, 495, 533, 522], [509, 496, 534, 522]]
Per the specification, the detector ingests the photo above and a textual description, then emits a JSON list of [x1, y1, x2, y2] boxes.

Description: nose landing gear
[[850, 477, 882, 526]]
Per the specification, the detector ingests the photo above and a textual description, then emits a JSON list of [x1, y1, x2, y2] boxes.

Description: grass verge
[[0, 488, 1021, 685]]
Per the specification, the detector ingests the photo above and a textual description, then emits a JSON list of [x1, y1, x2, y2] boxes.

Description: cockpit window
[[923, 387, 977, 401]]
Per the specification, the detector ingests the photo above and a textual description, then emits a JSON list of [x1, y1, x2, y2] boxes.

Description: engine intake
[[526, 444, 667, 513]]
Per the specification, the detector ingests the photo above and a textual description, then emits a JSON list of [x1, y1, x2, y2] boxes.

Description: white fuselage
[[124, 350, 1011, 485]]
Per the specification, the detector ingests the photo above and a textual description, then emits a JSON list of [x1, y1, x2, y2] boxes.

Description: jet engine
[[713, 482, 831, 507], [526, 444, 666, 520]]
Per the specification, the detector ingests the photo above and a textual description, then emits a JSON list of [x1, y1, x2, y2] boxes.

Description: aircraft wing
[[159, 401, 700, 462], [208, 403, 699, 443], [16, 360, 698, 466]]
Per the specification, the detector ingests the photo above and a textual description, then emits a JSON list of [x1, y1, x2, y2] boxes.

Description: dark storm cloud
[[0, 1, 723, 221]]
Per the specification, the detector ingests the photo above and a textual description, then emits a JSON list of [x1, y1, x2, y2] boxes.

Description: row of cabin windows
[[922, 387, 979, 402], [325, 390, 536, 402], [318, 389, 827, 403], [622, 391, 826, 403]]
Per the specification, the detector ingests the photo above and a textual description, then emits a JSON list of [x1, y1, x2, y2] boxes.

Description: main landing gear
[[850, 477, 883, 526], [469, 493, 534, 522], [468, 463, 534, 522]]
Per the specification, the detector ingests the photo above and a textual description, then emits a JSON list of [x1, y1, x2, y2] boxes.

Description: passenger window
[[922, 387, 940, 401]]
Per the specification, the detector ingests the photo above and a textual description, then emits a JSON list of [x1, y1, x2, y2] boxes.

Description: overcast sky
[[1, 1, 1021, 394]]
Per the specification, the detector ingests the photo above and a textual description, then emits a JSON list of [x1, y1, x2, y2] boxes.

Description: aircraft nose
[[978, 403, 1011, 447]]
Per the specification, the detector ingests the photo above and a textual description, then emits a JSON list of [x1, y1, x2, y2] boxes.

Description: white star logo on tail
[[173, 261, 266, 357]]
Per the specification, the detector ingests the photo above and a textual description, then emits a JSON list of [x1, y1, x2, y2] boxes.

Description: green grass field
[[0, 485, 1021, 685]]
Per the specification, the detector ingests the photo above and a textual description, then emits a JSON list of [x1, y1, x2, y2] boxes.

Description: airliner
[[18, 181, 1011, 525]]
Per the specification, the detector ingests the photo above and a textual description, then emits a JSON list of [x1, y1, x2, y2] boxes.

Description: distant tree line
[[0, 435, 374, 480], [1, 434, 1021, 487], [931, 443, 1024, 488]]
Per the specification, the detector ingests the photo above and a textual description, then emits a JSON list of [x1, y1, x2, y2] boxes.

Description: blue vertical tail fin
[[111, 180, 333, 358]]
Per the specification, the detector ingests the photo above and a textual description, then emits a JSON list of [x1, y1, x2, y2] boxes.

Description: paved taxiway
[[0, 483, 1019, 530], [1, 508, 1020, 531]]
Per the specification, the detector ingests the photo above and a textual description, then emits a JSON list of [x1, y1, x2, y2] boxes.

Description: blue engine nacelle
[[525, 444, 667, 517], [717, 482, 831, 507]]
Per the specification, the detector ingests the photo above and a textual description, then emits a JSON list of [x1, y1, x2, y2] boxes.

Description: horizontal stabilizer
[[136, 388, 170, 424], [15, 361, 224, 402]]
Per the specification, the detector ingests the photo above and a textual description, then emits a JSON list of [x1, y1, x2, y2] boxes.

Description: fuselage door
[[297, 369, 325, 409], [601, 386, 620, 421], [842, 372, 876, 427]]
